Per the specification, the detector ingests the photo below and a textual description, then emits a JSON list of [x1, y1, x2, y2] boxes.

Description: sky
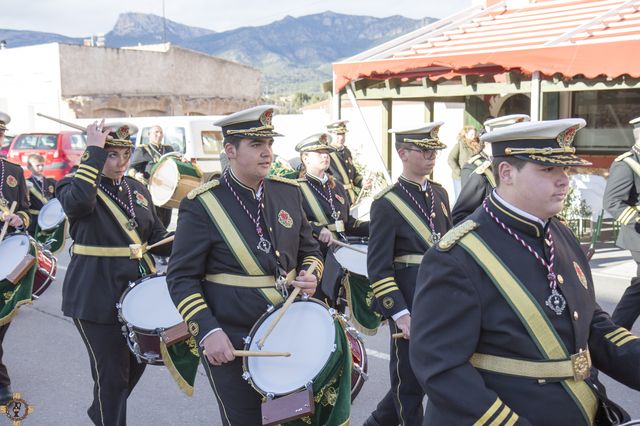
[[0, 0, 473, 37]]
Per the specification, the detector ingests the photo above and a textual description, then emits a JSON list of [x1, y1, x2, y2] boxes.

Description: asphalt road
[[1, 243, 639, 425]]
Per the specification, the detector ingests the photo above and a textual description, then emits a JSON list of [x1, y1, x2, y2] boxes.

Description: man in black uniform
[[326, 120, 367, 204], [452, 114, 530, 224], [127, 125, 175, 228], [0, 111, 31, 404], [412, 118, 640, 425], [604, 116, 640, 330], [296, 132, 369, 254], [57, 121, 172, 425], [166, 106, 324, 425], [364, 123, 452, 426], [25, 153, 56, 234]]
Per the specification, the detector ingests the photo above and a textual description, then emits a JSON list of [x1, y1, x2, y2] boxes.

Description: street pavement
[[1, 242, 639, 425]]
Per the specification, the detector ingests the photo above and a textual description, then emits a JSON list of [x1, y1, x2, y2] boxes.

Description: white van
[[131, 116, 224, 179]]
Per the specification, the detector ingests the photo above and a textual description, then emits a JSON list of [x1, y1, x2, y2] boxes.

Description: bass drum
[[148, 153, 203, 209]]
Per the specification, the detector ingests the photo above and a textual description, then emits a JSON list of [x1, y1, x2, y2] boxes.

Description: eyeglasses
[[405, 148, 439, 160]]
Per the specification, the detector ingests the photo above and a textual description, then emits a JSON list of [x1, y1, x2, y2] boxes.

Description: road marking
[[366, 348, 390, 361]]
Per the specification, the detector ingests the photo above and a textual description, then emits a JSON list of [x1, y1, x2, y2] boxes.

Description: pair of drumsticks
[[0, 201, 18, 242]]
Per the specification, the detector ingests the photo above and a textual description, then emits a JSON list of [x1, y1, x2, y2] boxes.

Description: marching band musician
[[0, 111, 31, 404], [451, 114, 530, 225], [25, 153, 56, 235], [127, 125, 175, 228], [326, 120, 369, 204], [412, 119, 640, 425], [364, 123, 452, 426], [166, 106, 325, 425], [57, 121, 172, 425], [296, 133, 369, 254]]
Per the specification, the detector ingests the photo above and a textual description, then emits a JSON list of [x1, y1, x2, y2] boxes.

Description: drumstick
[[331, 239, 367, 255], [146, 235, 174, 251], [0, 201, 18, 242], [257, 260, 319, 349], [232, 350, 290, 357], [391, 332, 406, 339], [36, 113, 114, 141]]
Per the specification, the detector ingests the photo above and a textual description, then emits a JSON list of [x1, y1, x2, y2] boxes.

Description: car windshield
[[70, 134, 87, 150], [13, 134, 58, 150]]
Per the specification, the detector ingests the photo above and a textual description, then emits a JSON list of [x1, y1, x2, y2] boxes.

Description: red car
[[7, 131, 86, 180], [0, 134, 12, 158]]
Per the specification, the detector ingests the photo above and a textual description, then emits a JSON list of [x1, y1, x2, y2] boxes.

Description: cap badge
[[116, 125, 130, 140], [260, 109, 274, 127], [430, 126, 440, 139], [557, 125, 579, 148], [319, 133, 328, 144]]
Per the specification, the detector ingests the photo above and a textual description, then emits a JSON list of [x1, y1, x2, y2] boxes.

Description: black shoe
[[0, 386, 12, 405]]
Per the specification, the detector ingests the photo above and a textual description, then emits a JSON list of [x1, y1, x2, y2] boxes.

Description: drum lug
[[328, 308, 336, 316], [115, 302, 122, 310], [128, 281, 136, 288], [301, 292, 310, 301], [266, 392, 275, 401], [305, 382, 313, 391], [242, 371, 251, 382], [243, 335, 252, 345], [265, 304, 274, 313], [353, 365, 369, 381], [332, 343, 337, 353]]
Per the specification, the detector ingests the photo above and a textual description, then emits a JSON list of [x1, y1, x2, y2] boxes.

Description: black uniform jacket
[[329, 147, 362, 191], [412, 192, 640, 426], [367, 176, 451, 319], [0, 158, 31, 231], [128, 143, 175, 180], [57, 146, 172, 324], [27, 175, 56, 232], [298, 173, 369, 247], [452, 154, 494, 225], [166, 173, 324, 347], [604, 148, 640, 251]]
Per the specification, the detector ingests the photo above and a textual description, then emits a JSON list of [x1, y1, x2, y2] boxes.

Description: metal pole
[[162, 0, 167, 44], [531, 71, 541, 121]]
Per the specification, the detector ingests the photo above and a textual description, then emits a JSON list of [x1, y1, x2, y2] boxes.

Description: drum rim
[[242, 297, 336, 396], [37, 199, 66, 230], [118, 273, 182, 333]]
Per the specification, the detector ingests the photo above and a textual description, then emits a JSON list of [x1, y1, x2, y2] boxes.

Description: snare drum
[[117, 274, 189, 365], [148, 153, 203, 209], [345, 323, 368, 401], [35, 198, 68, 254], [0, 233, 56, 298]]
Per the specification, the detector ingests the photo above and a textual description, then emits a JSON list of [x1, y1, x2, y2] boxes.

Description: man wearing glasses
[[364, 123, 452, 426]]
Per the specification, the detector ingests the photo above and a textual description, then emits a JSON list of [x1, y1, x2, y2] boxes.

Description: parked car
[[7, 131, 86, 179], [1, 134, 13, 158]]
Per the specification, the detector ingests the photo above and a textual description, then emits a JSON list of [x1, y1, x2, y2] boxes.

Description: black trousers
[[366, 322, 424, 426], [611, 250, 640, 330], [156, 207, 172, 229], [201, 353, 262, 425], [0, 323, 11, 387], [74, 319, 146, 426]]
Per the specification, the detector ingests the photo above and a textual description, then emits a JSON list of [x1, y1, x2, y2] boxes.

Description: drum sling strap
[[330, 152, 357, 203], [95, 190, 156, 275], [384, 191, 434, 248], [458, 231, 598, 425], [299, 181, 339, 239], [198, 191, 285, 306], [28, 185, 48, 208]]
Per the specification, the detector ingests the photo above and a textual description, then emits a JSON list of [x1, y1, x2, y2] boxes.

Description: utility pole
[[162, 0, 167, 43]]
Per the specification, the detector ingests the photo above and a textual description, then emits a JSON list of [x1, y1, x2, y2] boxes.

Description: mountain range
[[0, 12, 433, 94]]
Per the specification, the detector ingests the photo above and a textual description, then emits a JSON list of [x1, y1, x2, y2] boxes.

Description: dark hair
[[223, 135, 243, 148], [492, 156, 528, 186]]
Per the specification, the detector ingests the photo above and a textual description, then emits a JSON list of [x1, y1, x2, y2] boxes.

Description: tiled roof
[[333, 0, 640, 91]]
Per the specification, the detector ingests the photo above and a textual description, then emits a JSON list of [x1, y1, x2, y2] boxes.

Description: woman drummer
[[57, 120, 172, 425]]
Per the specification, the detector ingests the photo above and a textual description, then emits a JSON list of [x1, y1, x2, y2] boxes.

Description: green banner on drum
[[160, 338, 200, 396], [0, 249, 36, 326], [344, 273, 381, 336], [35, 220, 68, 255], [285, 318, 351, 426]]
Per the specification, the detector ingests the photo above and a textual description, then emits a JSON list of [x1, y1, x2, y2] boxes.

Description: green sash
[[96, 190, 156, 274], [384, 192, 433, 248], [299, 181, 339, 240], [0, 243, 37, 325], [343, 272, 381, 335], [458, 231, 598, 425], [285, 317, 351, 426], [330, 152, 357, 204]]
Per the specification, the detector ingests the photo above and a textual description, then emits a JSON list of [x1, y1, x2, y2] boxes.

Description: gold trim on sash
[[470, 351, 592, 381], [330, 152, 356, 203], [299, 182, 339, 240], [197, 191, 284, 305], [72, 244, 145, 257], [458, 232, 597, 424], [96, 190, 156, 274], [384, 192, 433, 248], [29, 186, 48, 206], [205, 270, 296, 288]]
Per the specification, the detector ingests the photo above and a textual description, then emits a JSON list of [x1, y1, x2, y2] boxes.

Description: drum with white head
[[333, 242, 368, 278], [37, 199, 66, 231]]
